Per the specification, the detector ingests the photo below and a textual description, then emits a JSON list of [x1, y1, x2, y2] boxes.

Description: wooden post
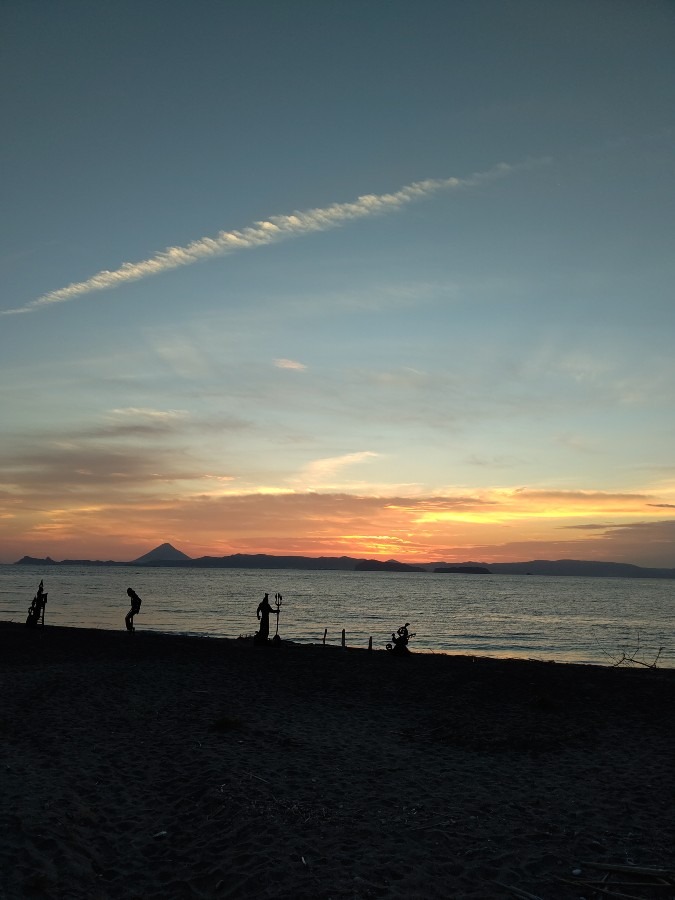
[[368, 636, 372, 652], [322, 627, 327, 645], [341, 628, 346, 650]]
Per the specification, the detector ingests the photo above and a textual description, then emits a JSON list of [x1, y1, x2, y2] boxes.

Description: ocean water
[[1, 564, 673, 667]]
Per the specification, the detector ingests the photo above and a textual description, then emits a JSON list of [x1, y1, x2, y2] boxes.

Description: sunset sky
[[2, 0, 675, 566]]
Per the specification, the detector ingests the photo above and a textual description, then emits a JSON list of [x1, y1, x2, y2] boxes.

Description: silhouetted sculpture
[[254, 592, 279, 645], [273, 592, 282, 642], [386, 622, 415, 655], [125, 587, 142, 632], [26, 580, 47, 628]]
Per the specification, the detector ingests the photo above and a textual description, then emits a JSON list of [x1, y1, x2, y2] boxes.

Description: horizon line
[[8, 549, 673, 572]]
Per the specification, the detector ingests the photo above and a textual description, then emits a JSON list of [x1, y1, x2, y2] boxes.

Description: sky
[[1, 0, 675, 566]]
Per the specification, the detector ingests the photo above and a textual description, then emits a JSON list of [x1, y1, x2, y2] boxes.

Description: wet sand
[[1, 622, 674, 899]]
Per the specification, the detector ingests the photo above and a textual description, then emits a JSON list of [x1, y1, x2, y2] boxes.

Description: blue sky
[[1, 0, 675, 565]]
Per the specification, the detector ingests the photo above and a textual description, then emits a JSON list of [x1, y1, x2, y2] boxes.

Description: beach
[[1, 623, 674, 899]]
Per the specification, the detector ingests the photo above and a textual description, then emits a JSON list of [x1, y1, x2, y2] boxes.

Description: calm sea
[[1, 564, 673, 667]]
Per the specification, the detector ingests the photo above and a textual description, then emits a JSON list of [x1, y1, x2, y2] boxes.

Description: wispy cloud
[[3, 159, 548, 316], [293, 451, 379, 486], [109, 407, 189, 420], [274, 358, 307, 370]]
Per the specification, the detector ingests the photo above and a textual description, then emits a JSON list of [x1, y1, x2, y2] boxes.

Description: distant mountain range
[[13, 542, 675, 579]]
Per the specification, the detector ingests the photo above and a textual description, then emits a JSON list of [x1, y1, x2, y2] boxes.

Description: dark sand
[[1, 622, 674, 899]]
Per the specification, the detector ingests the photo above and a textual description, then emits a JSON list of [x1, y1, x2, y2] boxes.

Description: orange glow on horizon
[[2, 485, 675, 566]]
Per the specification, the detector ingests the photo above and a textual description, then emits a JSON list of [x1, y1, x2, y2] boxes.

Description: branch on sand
[[597, 631, 665, 669]]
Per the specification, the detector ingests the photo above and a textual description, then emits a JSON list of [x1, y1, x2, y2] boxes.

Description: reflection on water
[[1, 565, 673, 667]]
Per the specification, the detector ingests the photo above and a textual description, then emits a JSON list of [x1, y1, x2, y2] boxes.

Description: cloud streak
[[274, 359, 307, 370], [4, 159, 546, 316], [293, 451, 379, 487]]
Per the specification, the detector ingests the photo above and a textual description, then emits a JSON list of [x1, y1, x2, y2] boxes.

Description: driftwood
[[499, 861, 675, 900], [556, 880, 652, 899], [580, 862, 675, 878], [492, 881, 544, 900], [597, 631, 665, 669], [610, 645, 665, 669], [555, 861, 675, 899]]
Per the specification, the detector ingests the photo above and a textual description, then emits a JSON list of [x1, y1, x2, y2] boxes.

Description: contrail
[[3, 159, 546, 315]]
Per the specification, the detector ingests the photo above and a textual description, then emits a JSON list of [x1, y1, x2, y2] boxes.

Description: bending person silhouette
[[125, 587, 142, 632], [254, 592, 276, 645]]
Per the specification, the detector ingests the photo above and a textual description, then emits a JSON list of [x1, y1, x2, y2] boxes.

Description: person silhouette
[[125, 587, 142, 632], [255, 593, 276, 644]]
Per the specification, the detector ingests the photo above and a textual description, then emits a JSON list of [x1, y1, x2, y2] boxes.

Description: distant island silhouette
[[355, 560, 425, 573], [12, 542, 675, 579]]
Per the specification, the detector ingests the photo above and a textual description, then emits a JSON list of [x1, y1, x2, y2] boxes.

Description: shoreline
[[2, 622, 674, 898], [3, 566, 673, 669], [5, 619, 670, 670]]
